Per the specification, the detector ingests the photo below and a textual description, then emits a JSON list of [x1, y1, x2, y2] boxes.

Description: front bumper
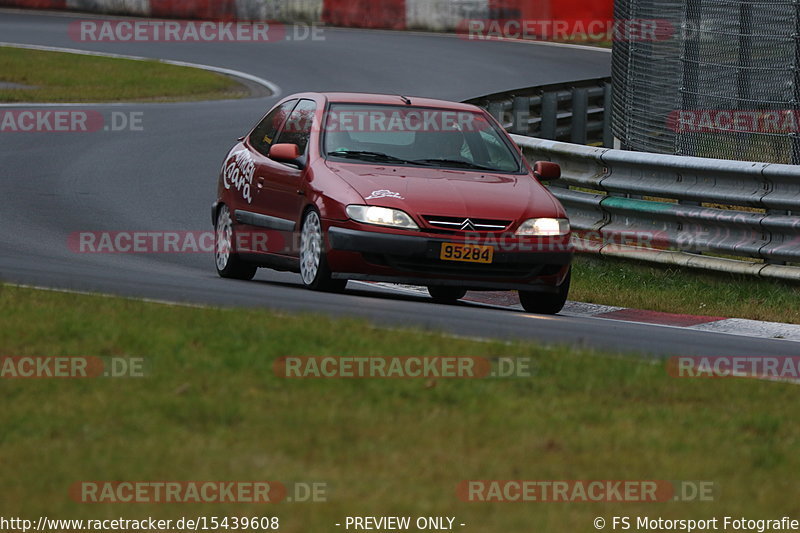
[[327, 226, 572, 291]]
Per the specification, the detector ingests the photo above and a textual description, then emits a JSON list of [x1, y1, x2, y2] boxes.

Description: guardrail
[[466, 78, 613, 147], [510, 135, 800, 281]]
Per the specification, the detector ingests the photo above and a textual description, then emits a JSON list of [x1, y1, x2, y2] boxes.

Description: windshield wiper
[[411, 158, 502, 172], [328, 151, 508, 172], [327, 150, 413, 165]]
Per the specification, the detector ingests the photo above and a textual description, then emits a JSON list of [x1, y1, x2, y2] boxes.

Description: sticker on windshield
[[223, 149, 256, 204], [365, 190, 404, 200]]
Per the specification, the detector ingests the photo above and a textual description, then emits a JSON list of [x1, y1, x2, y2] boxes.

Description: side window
[[274, 99, 317, 156], [475, 129, 519, 172], [249, 100, 297, 156]]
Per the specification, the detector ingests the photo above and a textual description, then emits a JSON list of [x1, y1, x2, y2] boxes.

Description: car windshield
[[322, 103, 523, 173]]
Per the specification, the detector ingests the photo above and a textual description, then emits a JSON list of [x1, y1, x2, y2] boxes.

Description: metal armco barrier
[[510, 135, 800, 281], [467, 78, 613, 147]]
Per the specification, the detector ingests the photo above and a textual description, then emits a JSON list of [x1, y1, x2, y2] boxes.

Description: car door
[[233, 99, 298, 254], [250, 99, 317, 254]]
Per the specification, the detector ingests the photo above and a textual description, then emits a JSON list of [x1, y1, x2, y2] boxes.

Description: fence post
[[487, 101, 504, 124], [511, 96, 530, 135], [540, 91, 557, 140], [571, 87, 589, 145], [603, 82, 613, 148]]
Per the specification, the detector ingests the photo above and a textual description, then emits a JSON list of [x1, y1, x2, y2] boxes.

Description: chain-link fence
[[613, 0, 800, 164]]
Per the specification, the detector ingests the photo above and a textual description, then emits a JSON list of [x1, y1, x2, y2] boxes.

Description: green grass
[[0, 47, 247, 103], [1, 284, 800, 531], [572, 255, 800, 324]]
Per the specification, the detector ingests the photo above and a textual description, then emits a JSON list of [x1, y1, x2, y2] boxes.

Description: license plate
[[439, 243, 494, 264]]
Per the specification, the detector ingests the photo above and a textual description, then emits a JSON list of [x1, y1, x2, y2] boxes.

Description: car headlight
[[346, 205, 419, 230], [516, 218, 570, 236]]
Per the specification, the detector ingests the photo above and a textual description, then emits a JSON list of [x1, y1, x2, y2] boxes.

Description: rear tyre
[[215, 204, 257, 280], [299, 209, 347, 292], [519, 268, 571, 315], [427, 286, 468, 303]]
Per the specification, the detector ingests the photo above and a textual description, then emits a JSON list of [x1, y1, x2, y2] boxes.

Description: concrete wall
[[1, 0, 614, 34]]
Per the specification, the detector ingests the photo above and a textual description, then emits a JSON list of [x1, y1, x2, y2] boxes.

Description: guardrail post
[[571, 87, 589, 145], [511, 96, 531, 135], [677, 198, 702, 253], [540, 91, 557, 140], [603, 82, 613, 148], [487, 101, 504, 124], [766, 208, 789, 265]]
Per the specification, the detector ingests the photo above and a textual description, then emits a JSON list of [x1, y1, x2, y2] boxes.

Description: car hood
[[324, 162, 563, 221]]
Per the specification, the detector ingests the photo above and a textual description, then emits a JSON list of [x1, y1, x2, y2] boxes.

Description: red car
[[213, 92, 572, 314]]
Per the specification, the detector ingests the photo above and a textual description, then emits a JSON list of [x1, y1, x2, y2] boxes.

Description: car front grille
[[421, 216, 511, 233]]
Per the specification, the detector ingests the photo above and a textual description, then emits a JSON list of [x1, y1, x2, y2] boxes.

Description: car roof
[[287, 92, 483, 112]]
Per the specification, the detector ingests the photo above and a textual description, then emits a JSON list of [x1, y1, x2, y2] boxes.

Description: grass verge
[[571, 254, 800, 324], [0, 47, 248, 102], [1, 284, 799, 531]]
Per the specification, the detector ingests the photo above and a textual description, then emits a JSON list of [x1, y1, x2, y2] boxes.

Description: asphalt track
[[1, 9, 798, 357]]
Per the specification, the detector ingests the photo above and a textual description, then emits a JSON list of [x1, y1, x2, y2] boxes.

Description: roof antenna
[[397, 94, 412, 106]]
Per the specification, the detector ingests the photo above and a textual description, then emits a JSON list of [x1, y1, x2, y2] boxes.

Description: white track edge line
[[0, 41, 281, 106]]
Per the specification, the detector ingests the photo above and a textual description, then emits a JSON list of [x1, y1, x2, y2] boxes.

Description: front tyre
[[215, 204, 257, 280], [299, 209, 347, 292], [519, 268, 571, 315], [427, 286, 467, 303]]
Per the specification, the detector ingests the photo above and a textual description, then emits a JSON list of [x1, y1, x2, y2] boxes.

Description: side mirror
[[533, 161, 561, 181], [269, 143, 302, 165]]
